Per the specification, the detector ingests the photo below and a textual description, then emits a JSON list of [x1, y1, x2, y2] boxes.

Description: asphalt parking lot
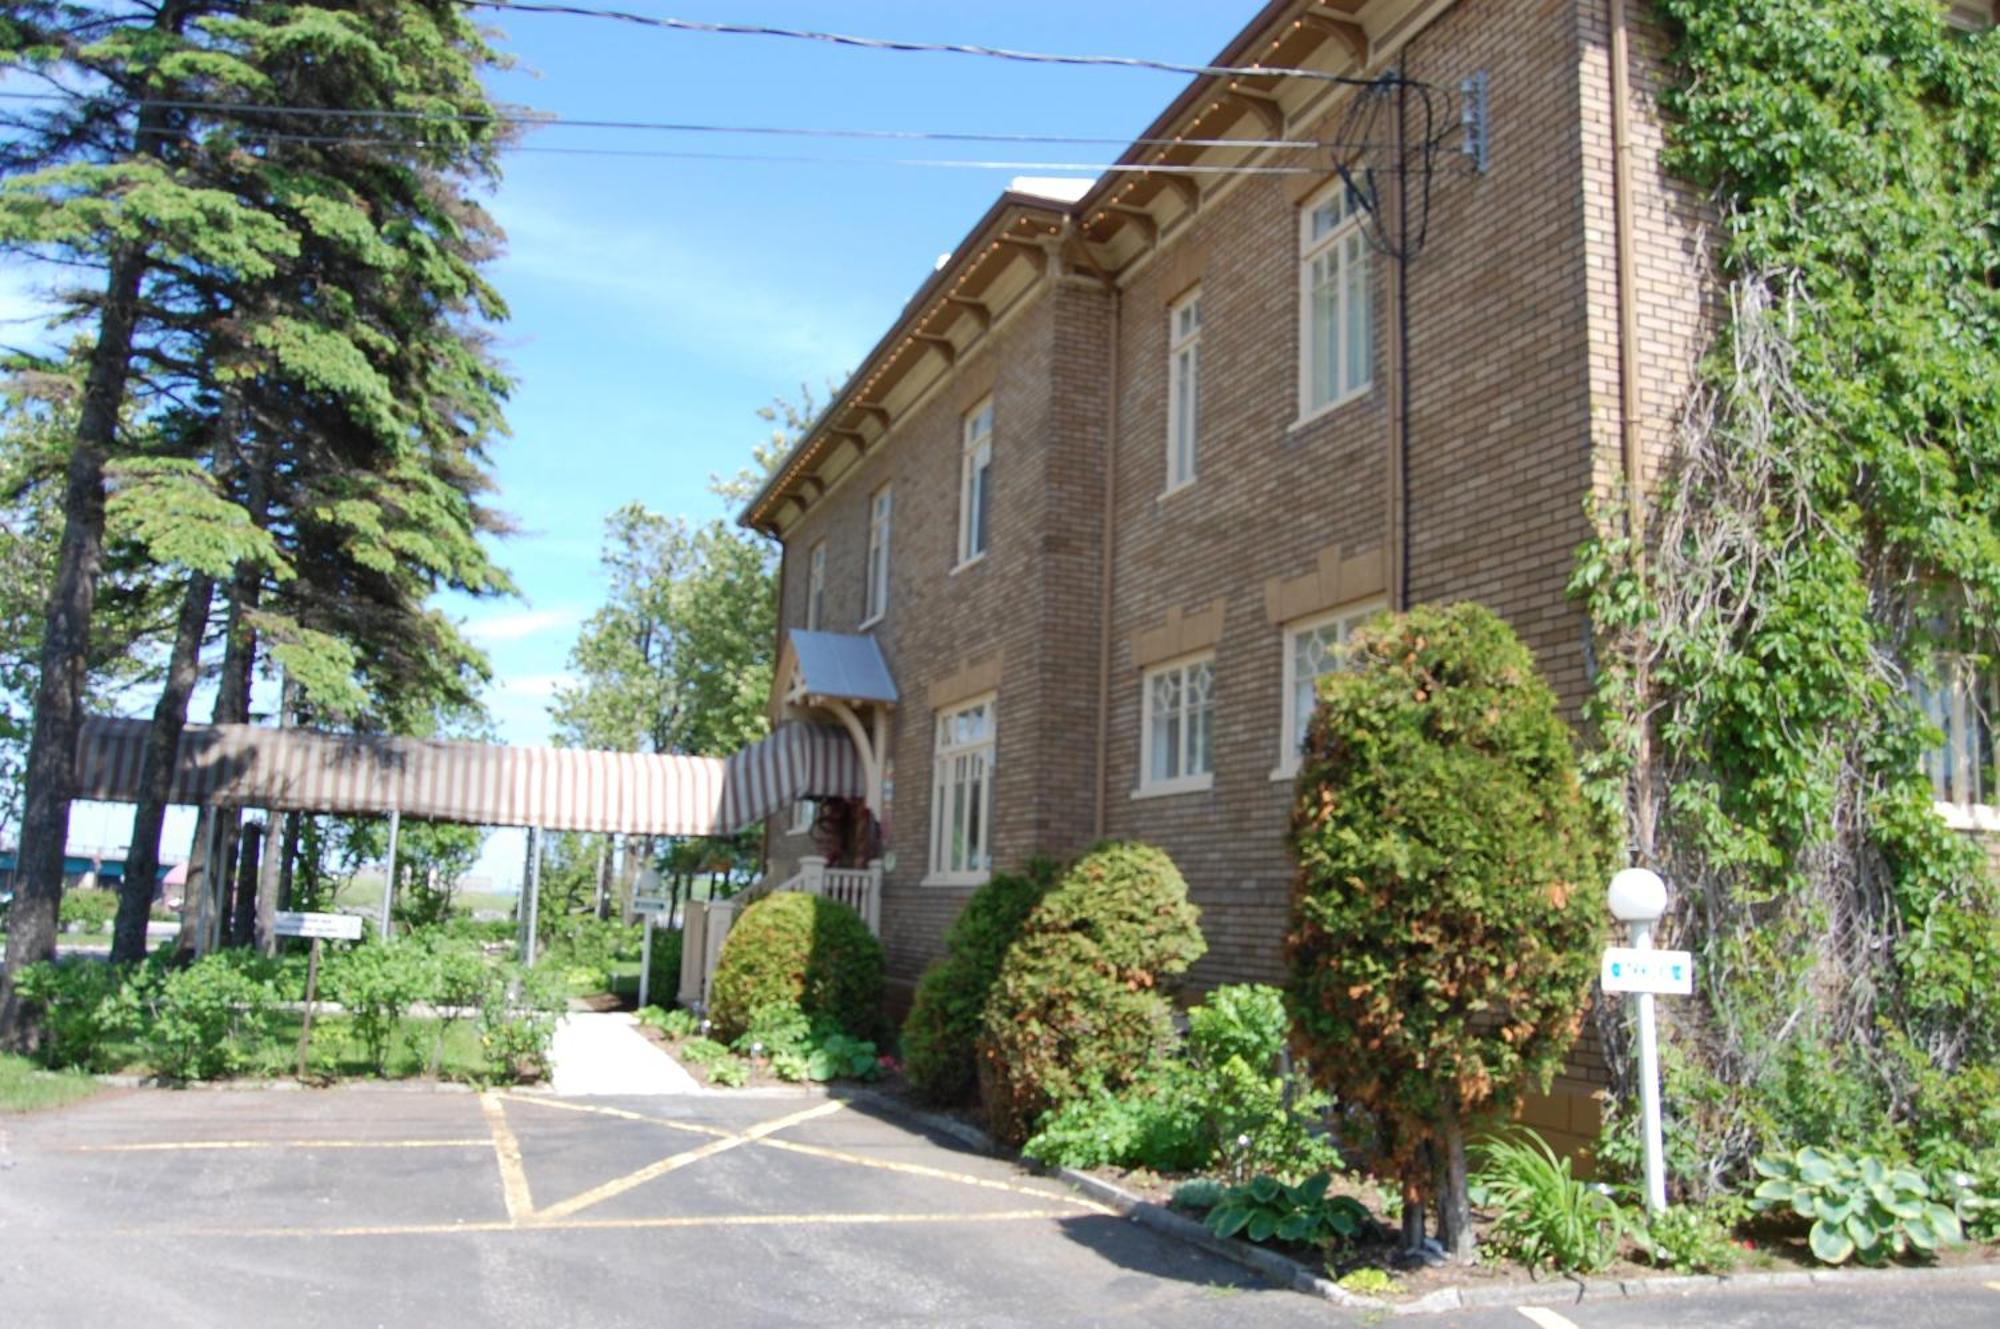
[[0, 1084, 1331, 1328], [2, 1085, 1995, 1329]]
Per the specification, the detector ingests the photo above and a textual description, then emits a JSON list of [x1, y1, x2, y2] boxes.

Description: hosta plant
[[1751, 1147, 1962, 1265], [1930, 1156, 1999, 1244], [805, 1033, 881, 1083], [1204, 1173, 1371, 1249]]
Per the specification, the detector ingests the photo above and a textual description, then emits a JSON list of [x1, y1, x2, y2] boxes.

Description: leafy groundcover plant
[[1471, 1132, 1624, 1275], [1203, 1174, 1372, 1249], [1751, 1147, 1962, 1265]]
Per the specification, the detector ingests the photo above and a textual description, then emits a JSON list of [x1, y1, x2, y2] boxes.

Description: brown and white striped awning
[[73, 717, 864, 836]]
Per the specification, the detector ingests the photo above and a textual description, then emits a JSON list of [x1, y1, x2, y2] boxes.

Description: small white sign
[[273, 911, 364, 941], [631, 896, 670, 916], [1601, 947, 1694, 995]]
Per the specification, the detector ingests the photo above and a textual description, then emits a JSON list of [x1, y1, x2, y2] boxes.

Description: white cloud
[[498, 672, 573, 700], [463, 607, 582, 645], [491, 196, 870, 371]]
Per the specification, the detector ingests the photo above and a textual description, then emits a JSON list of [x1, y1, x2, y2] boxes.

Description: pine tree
[[0, 1, 516, 1045]]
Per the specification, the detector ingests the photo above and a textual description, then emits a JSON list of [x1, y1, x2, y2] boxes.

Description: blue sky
[[51, 3, 1257, 884]]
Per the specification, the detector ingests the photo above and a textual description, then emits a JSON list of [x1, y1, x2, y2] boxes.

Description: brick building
[[733, 0, 1994, 1140]]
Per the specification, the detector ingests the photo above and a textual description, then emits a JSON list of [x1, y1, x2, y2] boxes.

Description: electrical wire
[[131, 124, 1338, 174], [0, 90, 1345, 152], [453, 1, 1408, 87]]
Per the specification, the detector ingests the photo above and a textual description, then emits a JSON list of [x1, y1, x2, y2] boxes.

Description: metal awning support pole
[[522, 826, 542, 967], [378, 808, 401, 942]]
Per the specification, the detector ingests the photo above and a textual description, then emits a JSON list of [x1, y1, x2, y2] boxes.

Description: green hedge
[[976, 841, 1205, 1145], [708, 893, 885, 1041], [901, 860, 1057, 1105]]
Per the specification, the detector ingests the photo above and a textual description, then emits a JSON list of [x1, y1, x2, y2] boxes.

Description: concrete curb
[[830, 1091, 2000, 1318]]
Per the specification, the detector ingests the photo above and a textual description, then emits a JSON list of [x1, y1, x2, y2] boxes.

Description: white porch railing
[[677, 857, 882, 1011]]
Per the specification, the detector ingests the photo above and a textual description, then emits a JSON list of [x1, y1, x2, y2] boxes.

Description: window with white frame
[[1166, 290, 1202, 492], [806, 542, 827, 630], [958, 399, 993, 566], [1140, 653, 1215, 795], [930, 695, 995, 882], [789, 800, 815, 836], [1915, 654, 1997, 820], [1277, 602, 1380, 776], [864, 484, 891, 624], [1298, 180, 1372, 417]]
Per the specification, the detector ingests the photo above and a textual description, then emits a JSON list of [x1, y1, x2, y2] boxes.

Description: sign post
[[633, 866, 668, 1009], [275, 911, 364, 1079], [1605, 868, 1685, 1213]]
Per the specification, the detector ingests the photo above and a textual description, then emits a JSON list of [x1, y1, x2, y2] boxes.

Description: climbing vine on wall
[[1572, 0, 2000, 1190]]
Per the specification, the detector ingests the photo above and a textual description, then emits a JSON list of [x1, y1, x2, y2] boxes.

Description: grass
[[0, 1052, 104, 1114], [69, 1015, 503, 1085]]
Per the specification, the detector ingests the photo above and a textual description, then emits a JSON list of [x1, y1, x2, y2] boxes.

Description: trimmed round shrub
[[1284, 601, 1613, 1256], [976, 841, 1205, 1145], [901, 859, 1058, 1105], [708, 892, 885, 1041]]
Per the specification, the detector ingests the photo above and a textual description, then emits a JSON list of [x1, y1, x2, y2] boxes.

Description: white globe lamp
[[1607, 867, 1666, 924]]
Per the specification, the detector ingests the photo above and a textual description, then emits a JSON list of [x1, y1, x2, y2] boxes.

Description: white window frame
[[1274, 601, 1383, 780], [956, 399, 993, 570], [1916, 654, 2000, 829], [1164, 290, 1202, 497], [1296, 180, 1372, 424], [927, 693, 996, 885], [863, 484, 891, 627], [805, 542, 827, 631], [1136, 651, 1216, 799], [788, 800, 815, 836]]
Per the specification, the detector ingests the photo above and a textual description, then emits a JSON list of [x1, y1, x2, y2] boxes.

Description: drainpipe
[[1092, 287, 1123, 840], [1607, 0, 1655, 861], [1608, 0, 1644, 551]]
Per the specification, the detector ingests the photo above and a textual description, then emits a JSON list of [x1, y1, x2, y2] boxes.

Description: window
[[1139, 654, 1215, 796], [1166, 291, 1202, 492], [1277, 603, 1379, 777], [864, 485, 891, 624], [788, 800, 815, 836], [958, 400, 993, 566], [1916, 655, 1997, 822], [1298, 180, 1372, 418], [805, 542, 827, 630], [929, 695, 995, 882]]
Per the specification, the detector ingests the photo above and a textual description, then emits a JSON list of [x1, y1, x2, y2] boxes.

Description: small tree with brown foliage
[[1285, 603, 1613, 1261]]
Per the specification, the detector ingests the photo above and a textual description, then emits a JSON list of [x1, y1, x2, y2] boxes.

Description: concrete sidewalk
[[546, 1010, 700, 1096]]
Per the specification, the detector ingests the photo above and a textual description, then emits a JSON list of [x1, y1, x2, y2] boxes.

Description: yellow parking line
[[65, 1139, 492, 1153], [532, 1099, 846, 1222], [479, 1092, 535, 1222], [1516, 1308, 1581, 1329], [95, 1208, 1084, 1241], [533, 1135, 746, 1221], [754, 1137, 1113, 1214], [495, 1092, 735, 1139]]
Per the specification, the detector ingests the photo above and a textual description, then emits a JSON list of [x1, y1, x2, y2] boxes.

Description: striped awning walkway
[[72, 717, 864, 836]]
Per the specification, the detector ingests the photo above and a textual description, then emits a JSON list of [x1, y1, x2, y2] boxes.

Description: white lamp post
[[1607, 867, 1669, 1213]]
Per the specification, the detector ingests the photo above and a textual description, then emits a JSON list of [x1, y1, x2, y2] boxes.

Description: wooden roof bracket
[[853, 402, 892, 431], [912, 333, 957, 366], [1105, 203, 1160, 246], [1143, 171, 1202, 212], [997, 234, 1052, 273], [1302, 8, 1369, 66], [944, 294, 992, 333], [1224, 82, 1287, 137]]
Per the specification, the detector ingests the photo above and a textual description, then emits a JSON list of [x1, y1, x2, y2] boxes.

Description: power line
[[0, 90, 1333, 152], [133, 124, 1341, 174], [453, 1, 1406, 88]]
